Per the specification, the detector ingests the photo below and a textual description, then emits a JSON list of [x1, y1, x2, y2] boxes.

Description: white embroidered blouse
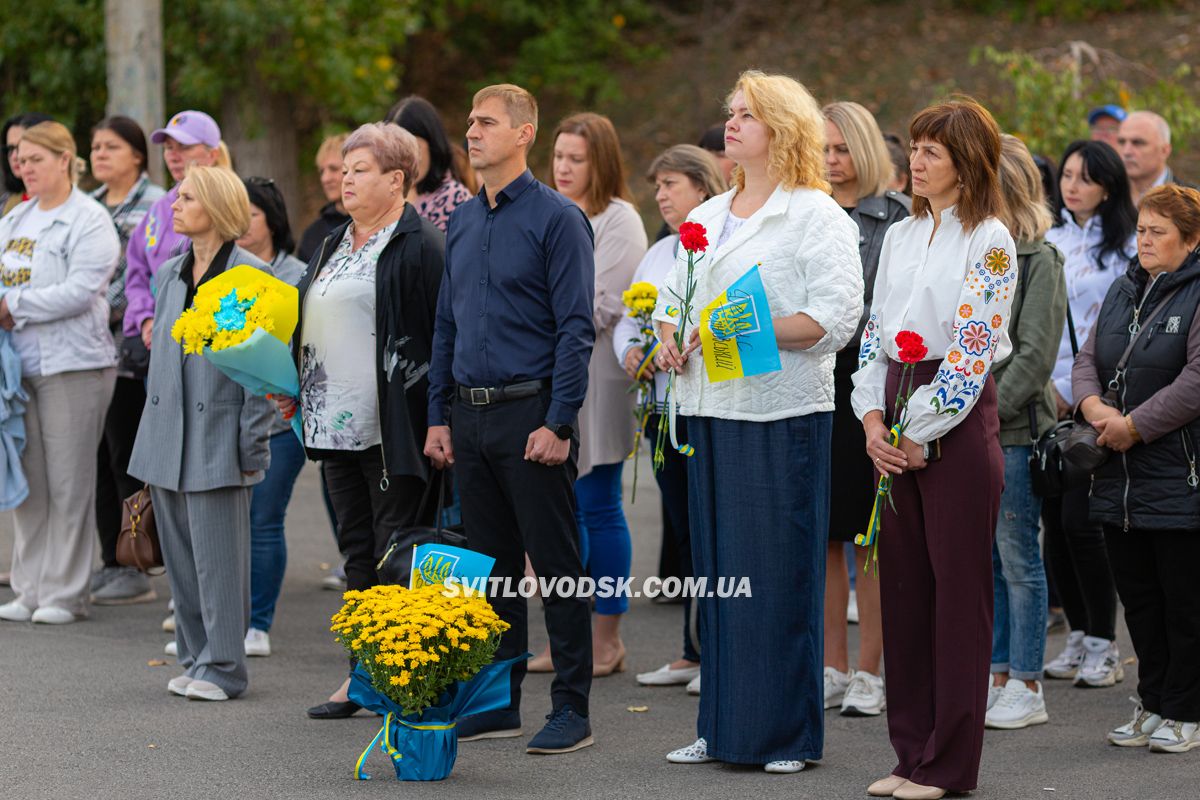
[[851, 206, 1017, 445]]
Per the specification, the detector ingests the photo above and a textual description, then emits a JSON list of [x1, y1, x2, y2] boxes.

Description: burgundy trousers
[[878, 359, 1003, 792]]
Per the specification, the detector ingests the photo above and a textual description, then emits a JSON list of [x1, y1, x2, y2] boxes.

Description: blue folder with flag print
[[408, 543, 496, 590]]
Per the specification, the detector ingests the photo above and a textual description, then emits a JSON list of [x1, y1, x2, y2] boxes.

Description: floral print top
[[299, 220, 398, 451], [414, 174, 472, 233], [850, 206, 1017, 444]]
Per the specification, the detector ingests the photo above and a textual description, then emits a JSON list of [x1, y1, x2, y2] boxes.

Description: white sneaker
[[185, 679, 229, 701], [0, 600, 32, 622], [987, 674, 1004, 711], [847, 589, 859, 624], [167, 675, 193, 697], [1075, 636, 1124, 688], [824, 667, 852, 710], [165, 640, 178, 657], [841, 670, 886, 716], [985, 679, 1049, 729], [666, 737, 715, 764], [31, 606, 75, 625], [244, 628, 271, 657], [1149, 720, 1200, 753], [637, 663, 700, 686], [765, 759, 806, 773], [1109, 698, 1165, 747], [1045, 630, 1086, 679], [162, 613, 176, 633], [686, 675, 701, 695]]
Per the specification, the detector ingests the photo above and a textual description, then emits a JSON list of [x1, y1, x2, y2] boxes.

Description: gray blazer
[[128, 245, 276, 493]]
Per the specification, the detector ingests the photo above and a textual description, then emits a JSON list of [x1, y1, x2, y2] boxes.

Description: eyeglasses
[[4, 145, 16, 155]]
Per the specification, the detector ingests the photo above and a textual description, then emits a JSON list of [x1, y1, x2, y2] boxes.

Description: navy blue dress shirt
[[428, 170, 595, 428]]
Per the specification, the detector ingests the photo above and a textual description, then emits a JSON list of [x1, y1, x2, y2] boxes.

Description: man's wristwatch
[[547, 423, 573, 441]]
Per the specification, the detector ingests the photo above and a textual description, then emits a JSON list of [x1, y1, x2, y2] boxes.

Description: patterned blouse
[[299, 220, 397, 451], [414, 174, 472, 232], [851, 207, 1017, 444], [90, 174, 165, 326]]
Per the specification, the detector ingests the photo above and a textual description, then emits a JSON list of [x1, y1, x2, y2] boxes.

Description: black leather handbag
[[375, 471, 466, 586]]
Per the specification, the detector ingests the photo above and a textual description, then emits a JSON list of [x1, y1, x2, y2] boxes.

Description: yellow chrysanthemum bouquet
[[336, 547, 525, 781], [169, 264, 302, 439], [621, 281, 660, 501]]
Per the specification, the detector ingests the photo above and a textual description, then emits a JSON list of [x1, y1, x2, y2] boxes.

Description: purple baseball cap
[[150, 110, 221, 148]]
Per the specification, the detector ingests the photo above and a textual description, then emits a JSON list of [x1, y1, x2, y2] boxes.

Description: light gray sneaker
[[92, 567, 157, 605], [1108, 698, 1164, 747], [90, 566, 122, 593]]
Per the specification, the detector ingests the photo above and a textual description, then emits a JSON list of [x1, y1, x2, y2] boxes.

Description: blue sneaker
[[526, 704, 594, 754], [456, 709, 522, 741]]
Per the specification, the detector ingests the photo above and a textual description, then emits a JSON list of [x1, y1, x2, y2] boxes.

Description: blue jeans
[[575, 462, 632, 616], [249, 431, 307, 632], [992, 445, 1048, 680]]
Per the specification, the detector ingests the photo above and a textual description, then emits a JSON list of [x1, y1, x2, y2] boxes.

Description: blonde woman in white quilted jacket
[[652, 71, 863, 774]]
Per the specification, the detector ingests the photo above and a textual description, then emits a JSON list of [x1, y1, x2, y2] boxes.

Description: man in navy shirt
[[425, 84, 596, 754]]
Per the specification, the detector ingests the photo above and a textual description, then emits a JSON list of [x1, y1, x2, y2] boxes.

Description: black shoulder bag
[[375, 470, 466, 586]]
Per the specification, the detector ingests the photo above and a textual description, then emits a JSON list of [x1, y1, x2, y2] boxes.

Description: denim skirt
[[687, 412, 831, 763]]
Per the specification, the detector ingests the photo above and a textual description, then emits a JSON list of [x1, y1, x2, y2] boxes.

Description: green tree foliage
[[954, 0, 1175, 21], [972, 44, 1200, 160]]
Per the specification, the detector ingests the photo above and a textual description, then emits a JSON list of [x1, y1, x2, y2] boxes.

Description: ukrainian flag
[[699, 265, 782, 383]]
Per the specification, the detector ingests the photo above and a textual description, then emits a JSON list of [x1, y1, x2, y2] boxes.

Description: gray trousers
[[152, 484, 252, 697]]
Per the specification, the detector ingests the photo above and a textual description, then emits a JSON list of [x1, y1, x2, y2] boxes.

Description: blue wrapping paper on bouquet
[[203, 327, 303, 442], [348, 654, 529, 781]]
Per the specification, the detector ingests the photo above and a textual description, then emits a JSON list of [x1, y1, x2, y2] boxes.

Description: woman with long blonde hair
[[654, 71, 863, 773]]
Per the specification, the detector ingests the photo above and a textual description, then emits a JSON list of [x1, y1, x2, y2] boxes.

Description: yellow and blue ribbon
[[355, 712, 458, 780], [854, 423, 902, 575]]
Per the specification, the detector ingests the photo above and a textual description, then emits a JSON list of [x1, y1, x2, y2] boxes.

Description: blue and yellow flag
[[699, 265, 782, 383], [409, 543, 496, 590]]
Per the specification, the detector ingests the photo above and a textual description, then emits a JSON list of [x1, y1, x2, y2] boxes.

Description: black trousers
[[1105, 526, 1200, 721], [646, 413, 698, 662], [451, 390, 592, 717], [323, 445, 425, 592], [95, 376, 146, 567], [1042, 484, 1117, 640]]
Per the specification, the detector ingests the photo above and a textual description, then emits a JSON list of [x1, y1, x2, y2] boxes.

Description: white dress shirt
[[851, 206, 1017, 444], [613, 235, 677, 407]]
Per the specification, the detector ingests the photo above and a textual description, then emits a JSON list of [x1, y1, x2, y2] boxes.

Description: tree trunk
[[105, 0, 165, 186]]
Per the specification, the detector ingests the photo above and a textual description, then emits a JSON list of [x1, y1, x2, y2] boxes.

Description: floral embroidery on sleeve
[[858, 312, 880, 370], [929, 246, 1014, 417]]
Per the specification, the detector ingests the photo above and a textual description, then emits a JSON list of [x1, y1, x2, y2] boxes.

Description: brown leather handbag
[[116, 485, 165, 575]]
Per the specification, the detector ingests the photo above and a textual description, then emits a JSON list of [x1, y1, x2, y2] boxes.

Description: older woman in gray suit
[[128, 165, 275, 702]]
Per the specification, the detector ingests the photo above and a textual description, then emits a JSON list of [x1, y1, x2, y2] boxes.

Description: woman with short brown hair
[[852, 98, 1016, 798]]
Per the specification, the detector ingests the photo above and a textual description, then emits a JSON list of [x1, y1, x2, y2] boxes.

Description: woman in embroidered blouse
[[850, 98, 1016, 800], [387, 96, 472, 233], [615, 144, 726, 692], [1041, 140, 1136, 690], [87, 115, 165, 607], [274, 123, 445, 719], [653, 71, 863, 774], [542, 111, 648, 676]]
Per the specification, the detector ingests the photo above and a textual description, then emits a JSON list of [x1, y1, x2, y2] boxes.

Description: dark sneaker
[[92, 567, 157, 605], [456, 709, 522, 741], [526, 705, 593, 754]]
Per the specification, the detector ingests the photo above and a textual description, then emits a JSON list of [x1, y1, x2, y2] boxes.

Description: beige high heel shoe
[[592, 643, 627, 677], [893, 781, 946, 800], [867, 775, 908, 797]]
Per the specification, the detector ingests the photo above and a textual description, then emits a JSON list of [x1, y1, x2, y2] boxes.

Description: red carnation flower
[[895, 330, 923, 350], [678, 221, 709, 254], [898, 343, 928, 364]]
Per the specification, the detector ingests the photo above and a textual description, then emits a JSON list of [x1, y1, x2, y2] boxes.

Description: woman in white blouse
[[851, 98, 1016, 800], [542, 112, 648, 676], [614, 145, 727, 692], [654, 71, 863, 774]]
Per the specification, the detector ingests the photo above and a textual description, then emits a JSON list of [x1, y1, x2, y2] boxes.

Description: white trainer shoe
[[686, 675, 701, 695], [1109, 698, 1165, 747], [1045, 630, 1085, 679], [987, 674, 1004, 711], [824, 667, 852, 710], [985, 679, 1049, 729], [244, 628, 271, 657], [167, 675, 193, 697], [165, 640, 178, 657], [666, 738, 716, 764], [1075, 636, 1124, 688], [636, 663, 700, 686], [185, 679, 229, 701], [31, 606, 75, 625], [0, 600, 33, 622], [1149, 720, 1200, 753], [764, 759, 806, 773], [847, 589, 859, 624], [841, 670, 886, 716]]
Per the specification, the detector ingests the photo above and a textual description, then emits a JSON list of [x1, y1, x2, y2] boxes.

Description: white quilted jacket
[[652, 185, 864, 421]]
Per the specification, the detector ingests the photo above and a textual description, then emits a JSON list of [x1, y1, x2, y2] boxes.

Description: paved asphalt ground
[[2, 455, 1198, 800]]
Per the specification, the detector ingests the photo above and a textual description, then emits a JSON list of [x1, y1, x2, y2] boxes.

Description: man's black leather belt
[[457, 379, 549, 406]]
